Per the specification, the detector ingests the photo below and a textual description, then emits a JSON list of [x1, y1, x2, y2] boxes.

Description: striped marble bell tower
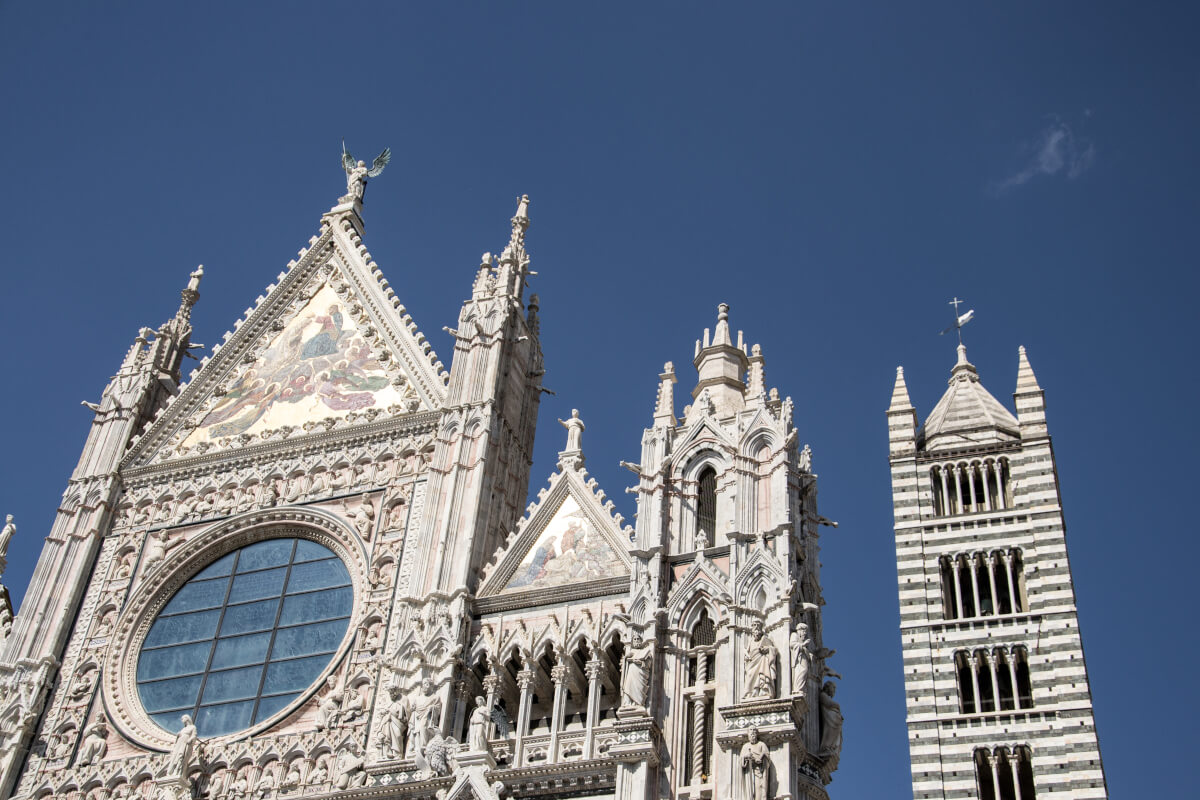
[[887, 344, 1107, 800]]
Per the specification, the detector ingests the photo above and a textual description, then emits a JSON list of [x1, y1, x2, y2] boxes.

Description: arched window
[[976, 650, 996, 713], [996, 650, 1015, 711], [975, 749, 996, 800], [1015, 647, 1034, 709], [957, 556, 977, 618], [940, 556, 960, 620], [688, 609, 716, 685], [697, 467, 717, 546], [1016, 746, 1036, 797], [955, 651, 976, 714], [1010, 550, 1027, 613]]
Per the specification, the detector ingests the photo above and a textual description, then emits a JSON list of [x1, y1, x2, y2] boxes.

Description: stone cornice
[[120, 411, 440, 487]]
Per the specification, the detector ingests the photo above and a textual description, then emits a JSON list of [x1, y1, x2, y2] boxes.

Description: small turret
[[691, 303, 749, 418], [653, 362, 678, 427]]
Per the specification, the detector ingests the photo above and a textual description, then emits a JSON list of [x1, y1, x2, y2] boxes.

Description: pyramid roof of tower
[[918, 345, 1019, 452]]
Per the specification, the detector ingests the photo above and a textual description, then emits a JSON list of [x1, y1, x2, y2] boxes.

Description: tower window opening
[[955, 651, 976, 714], [1015, 647, 1034, 709], [976, 650, 996, 713], [697, 467, 717, 547]]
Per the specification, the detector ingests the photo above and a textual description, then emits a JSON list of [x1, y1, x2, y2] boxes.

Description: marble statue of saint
[[558, 409, 586, 452], [382, 686, 410, 759], [818, 681, 843, 758], [409, 678, 442, 758], [0, 514, 15, 559], [334, 741, 366, 790], [341, 144, 391, 202], [620, 632, 655, 710], [76, 721, 108, 767], [315, 675, 343, 730], [742, 620, 778, 700], [252, 765, 276, 800], [739, 727, 771, 800], [282, 759, 303, 790], [789, 623, 812, 697], [226, 772, 249, 800], [467, 696, 490, 753], [163, 715, 197, 780]]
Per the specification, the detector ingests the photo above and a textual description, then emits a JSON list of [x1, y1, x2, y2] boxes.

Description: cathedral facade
[[887, 345, 1107, 799], [0, 166, 838, 800]]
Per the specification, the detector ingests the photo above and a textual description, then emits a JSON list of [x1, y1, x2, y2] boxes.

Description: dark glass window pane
[[144, 610, 222, 648], [195, 700, 255, 737], [162, 578, 230, 615], [137, 538, 350, 738], [192, 552, 236, 580], [279, 587, 352, 626], [253, 692, 299, 722], [151, 712, 187, 734], [201, 665, 264, 704], [227, 567, 287, 604], [262, 654, 331, 695], [285, 559, 351, 594], [138, 641, 212, 681], [236, 539, 295, 573], [271, 619, 347, 659], [294, 539, 333, 563], [218, 598, 280, 637], [139, 675, 204, 713], [210, 632, 272, 670]]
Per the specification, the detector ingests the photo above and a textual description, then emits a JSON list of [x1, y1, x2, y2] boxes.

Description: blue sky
[[1, 2, 1196, 795]]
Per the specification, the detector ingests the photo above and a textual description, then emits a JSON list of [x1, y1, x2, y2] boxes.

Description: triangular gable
[[125, 207, 447, 467], [672, 414, 735, 461], [480, 468, 632, 598], [445, 768, 501, 800]]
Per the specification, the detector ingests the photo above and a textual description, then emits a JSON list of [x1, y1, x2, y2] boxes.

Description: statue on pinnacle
[[341, 141, 391, 202]]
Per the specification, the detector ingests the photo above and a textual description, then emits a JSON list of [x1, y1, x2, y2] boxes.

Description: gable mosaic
[[183, 284, 407, 445], [502, 496, 623, 593]]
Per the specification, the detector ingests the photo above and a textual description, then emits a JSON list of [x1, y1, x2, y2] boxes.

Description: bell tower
[[888, 344, 1108, 800]]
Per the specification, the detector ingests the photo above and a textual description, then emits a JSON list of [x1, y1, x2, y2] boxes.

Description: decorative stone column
[[584, 656, 604, 759], [514, 664, 535, 766], [549, 659, 568, 762], [482, 668, 501, 740]]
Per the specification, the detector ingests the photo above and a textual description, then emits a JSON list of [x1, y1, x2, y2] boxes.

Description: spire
[[950, 343, 977, 380], [176, 264, 203, 324], [918, 345, 1019, 452], [712, 302, 732, 346], [888, 366, 914, 412], [887, 366, 918, 457], [1014, 345, 1047, 437], [1016, 345, 1042, 393], [654, 362, 678, 427], [497, 194, 532, 298]]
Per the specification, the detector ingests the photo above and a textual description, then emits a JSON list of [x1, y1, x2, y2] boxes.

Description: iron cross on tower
[[942, 297, 974, 345]]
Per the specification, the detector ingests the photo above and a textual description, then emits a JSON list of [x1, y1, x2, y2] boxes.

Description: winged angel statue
[[342, 142, 391, 202]]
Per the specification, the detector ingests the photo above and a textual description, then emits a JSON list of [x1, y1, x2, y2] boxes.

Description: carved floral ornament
[[101, 507, 368, 751]]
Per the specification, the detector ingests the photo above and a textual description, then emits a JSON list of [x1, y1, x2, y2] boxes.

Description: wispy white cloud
[[993, 119, 1095, 193]]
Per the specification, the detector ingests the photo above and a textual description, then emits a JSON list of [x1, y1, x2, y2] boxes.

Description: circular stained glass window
[[136, 538, 353, 738]]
